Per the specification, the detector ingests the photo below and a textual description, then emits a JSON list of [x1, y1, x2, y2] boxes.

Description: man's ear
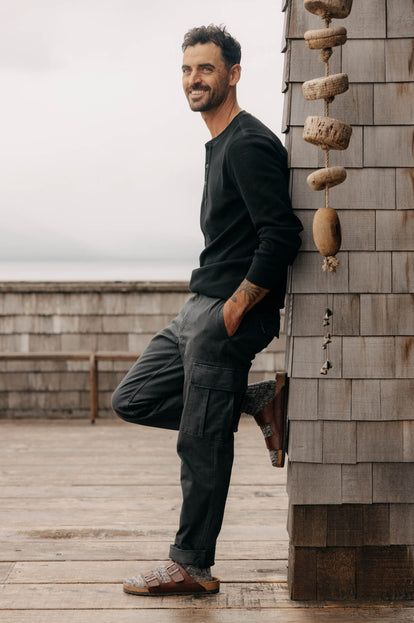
[[229, 64, 242, 87]]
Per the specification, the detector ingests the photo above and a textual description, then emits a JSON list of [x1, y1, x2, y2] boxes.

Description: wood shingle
[[374, 83, 414, 125], [290, 168, 395, 210], [381, 380, 414, 420], [403, 422, 414, 461], [288, 421, 323, 463], [376, 211, 414, 251], [392, 252, 414, 292], [362, 504, 390, 545], [349, 252, 392, 293], [323, 421, 357, 464], [287, 463, 342, 505], [395, 337, 414, 378], [287, 378, 318, 420], [288, 505, 328, 547], [389, 504, 414, 544], [290, 294, 331, 336], [332, 294, 360, 336], [385, 39, 414, 82], [292, 336, 343, 378], [287, 126, 319, 168], [341, 464, 373, 504], [360, 295, 414, 336], [326, 505, 364, 546], [351, 380, 382, 420], [396, 168, 414, 209], [291, 252, 349, 294], [364, 126, 414, 167], [357, 422, 404, 463], [386, 0, 414, 38], [373, 464, 414, 502], [342, 40, 386, 83], [343, 337, 395, 378], [318, 379, 352, 420]]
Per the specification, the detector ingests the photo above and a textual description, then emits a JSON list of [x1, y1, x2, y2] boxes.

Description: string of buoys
[[302, 0, 353, 374], [302, 0, 353, 273]]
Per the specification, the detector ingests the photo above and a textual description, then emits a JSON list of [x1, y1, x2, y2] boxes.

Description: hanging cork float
[[304, 0, 353, 19], [304, 26, 347, 51], [312, 206, 341, 257], [302, 0, 353, 273], [307, 166, 347, 190], [303, 73, 349, 101], [303, 116, 351, 150]]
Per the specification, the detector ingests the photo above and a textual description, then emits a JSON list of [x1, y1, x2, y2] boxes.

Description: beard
[[186, 82, 229, 112]]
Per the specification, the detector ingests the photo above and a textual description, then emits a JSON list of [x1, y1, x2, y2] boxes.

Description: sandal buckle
[[166, 563, 179, 575], [166, 562, 184, 582]]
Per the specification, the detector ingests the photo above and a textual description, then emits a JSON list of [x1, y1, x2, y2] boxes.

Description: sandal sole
[[123, 578, 220, 596]]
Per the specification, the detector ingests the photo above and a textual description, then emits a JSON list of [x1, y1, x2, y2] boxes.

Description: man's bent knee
[[111, 385, 147, 423]]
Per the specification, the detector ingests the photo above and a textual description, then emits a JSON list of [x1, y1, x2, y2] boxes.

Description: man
[[112, 25, 302, 596]]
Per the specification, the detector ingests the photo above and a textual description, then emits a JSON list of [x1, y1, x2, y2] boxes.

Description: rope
[[323, 16, 330, 210], [319, 13, 337, 374], [321, 11, 338, 275]]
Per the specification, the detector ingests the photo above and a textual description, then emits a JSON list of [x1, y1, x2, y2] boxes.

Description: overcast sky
[[1, 0, 286, 266]]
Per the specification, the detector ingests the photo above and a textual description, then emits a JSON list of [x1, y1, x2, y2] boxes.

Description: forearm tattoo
[[230, 280, 267, 310]]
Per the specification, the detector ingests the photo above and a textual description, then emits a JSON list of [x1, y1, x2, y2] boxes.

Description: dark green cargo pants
[[112, 293, 279, 568]]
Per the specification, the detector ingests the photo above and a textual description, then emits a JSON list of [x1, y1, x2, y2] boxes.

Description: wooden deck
[[1, 416, 413, 622]]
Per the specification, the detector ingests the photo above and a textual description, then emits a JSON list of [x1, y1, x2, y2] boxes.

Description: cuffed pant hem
[[169, 544, 215, 568]]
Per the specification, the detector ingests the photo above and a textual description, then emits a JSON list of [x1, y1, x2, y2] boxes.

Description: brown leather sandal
[[123, 561, 220, 596]]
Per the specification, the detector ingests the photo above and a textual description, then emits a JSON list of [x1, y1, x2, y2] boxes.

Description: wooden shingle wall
[[283, 0, 414, 600], [0, 283, 190, 419], [0, 282, 285, 419]]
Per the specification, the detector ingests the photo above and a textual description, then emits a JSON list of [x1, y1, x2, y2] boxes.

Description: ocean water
[[0, 260, 194, 282]]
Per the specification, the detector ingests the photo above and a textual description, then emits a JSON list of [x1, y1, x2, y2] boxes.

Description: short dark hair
[[182, 24, 241, 67]]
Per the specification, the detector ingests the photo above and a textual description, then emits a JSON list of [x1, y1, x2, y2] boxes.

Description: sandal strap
[[143, 572, 161, 588], [165, 561, 185, 582], [143, 561, 207, 594]]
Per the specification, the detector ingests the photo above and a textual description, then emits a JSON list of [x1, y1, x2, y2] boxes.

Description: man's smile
[[188, 87, 210, 96]]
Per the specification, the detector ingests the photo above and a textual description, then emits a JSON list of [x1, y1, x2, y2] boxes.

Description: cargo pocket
[[182, 361, 249, 439]]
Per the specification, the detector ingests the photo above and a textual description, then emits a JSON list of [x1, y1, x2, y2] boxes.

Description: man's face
[[182, 42, 233, 112]]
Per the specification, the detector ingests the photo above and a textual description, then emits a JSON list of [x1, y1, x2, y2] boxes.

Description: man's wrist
[[229, 279, 269, 313], [222, 279, 270, 337]]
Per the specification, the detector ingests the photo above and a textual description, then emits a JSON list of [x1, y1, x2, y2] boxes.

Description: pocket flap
[[190, 361, 248, 392]]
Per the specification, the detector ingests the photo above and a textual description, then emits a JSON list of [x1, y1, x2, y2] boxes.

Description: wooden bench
[[0, 352, 138, 424]]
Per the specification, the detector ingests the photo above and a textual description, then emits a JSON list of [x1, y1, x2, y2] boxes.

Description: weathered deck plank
[[0, 564, 13, 582], [7, 559, 288, 583], [0, 540, 289, 562], [3, 609, 414, 623], [3, 581, 414, 610]]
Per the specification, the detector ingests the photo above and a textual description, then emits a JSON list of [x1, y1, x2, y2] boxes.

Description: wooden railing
[[0, 352, 138, 424]]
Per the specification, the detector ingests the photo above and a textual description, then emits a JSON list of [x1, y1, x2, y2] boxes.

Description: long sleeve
[[227, 135, 303, 290]]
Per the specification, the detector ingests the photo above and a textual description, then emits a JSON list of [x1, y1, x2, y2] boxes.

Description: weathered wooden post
[[282, 0, 414, 600]]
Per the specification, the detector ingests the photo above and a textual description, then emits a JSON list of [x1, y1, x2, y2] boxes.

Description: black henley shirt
[[189, 111, 303, 311]]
